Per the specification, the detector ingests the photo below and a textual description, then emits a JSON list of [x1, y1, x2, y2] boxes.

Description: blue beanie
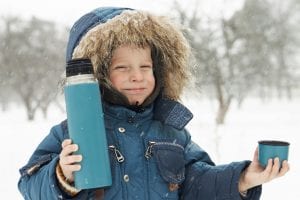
[[66, 7, 133, 61]]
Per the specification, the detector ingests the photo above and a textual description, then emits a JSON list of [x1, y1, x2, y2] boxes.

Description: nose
[[129, 68, 143, 82]]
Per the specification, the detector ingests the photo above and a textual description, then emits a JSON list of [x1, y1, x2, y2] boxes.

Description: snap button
[[123, 174, 129, 182], [127, 116, 134, 123], [118, 127, 126, 133]]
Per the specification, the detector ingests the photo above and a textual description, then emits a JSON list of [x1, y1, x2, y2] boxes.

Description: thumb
[[252, 146, 261, 166], [253, 146, 259, 161]]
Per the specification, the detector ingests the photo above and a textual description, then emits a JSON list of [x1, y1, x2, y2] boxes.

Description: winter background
[[1, 97, 299, 199], [0, 0, 299, 199]]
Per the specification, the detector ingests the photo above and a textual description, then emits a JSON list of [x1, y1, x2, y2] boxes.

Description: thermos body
[[64, 59, 112, 189]]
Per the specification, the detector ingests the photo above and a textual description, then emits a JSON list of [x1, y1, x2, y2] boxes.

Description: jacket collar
[[103, 102, 154, 124], [153, 98, 193, 130], [103, 98, 193, 130]]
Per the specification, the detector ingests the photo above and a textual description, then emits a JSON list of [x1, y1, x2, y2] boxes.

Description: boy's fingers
[[61, 144, 78, 156], [263, 159, 273, 175], [65, 164, 81, 172], [60, 144, 78, 157], [277, 161, 290, 177], [269, 157, 280, 179], [61, 139, 72, 148], [60, 154, 82, 165], [66, 155, 82, 164]]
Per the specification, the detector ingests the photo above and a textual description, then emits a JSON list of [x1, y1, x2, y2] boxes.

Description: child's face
[[109, 45, 155, 105]]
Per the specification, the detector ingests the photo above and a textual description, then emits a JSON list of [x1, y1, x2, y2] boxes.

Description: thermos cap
[[66, 58, 94, 77]]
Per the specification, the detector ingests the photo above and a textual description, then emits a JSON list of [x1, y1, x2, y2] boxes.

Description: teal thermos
[[64, 58, 112, 189]]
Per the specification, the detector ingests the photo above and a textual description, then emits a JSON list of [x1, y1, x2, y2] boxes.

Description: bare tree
[[172, 0, 300, 124], [0, 16, 67, 120], [227, 0, 300, 100]]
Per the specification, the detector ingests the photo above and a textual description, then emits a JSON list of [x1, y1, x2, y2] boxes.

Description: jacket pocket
[[147, 141, 185, 199], [152, 142, 185, 184]]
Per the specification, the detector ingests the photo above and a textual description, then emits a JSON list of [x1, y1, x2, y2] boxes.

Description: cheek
[[149, 76, 156, 92], [109, 74, 122, 90]]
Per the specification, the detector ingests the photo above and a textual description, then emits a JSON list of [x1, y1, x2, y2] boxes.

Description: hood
[[66, 7, 191, 100]]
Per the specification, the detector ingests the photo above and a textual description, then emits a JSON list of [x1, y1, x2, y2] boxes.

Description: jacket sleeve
[[17, 122, 89, 200], [180, 130, 262, 200]]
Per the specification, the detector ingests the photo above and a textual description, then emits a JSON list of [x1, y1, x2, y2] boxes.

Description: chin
[[129, 99, 145, 106]]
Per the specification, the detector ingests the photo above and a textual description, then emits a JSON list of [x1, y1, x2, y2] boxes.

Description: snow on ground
[[0, 98, 299, 199]]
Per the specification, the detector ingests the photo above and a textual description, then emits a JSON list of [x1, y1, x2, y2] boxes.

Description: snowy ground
[[1, 98, 299, 199]]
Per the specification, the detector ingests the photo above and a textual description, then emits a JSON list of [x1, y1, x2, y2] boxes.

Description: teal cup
[[258, 140, 290, 168]]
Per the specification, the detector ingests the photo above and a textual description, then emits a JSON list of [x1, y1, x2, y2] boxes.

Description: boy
[[18, 7, 289, 200]]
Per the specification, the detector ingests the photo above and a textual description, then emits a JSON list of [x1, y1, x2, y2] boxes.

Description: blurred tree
[[0, 16, 67, 120], [226, 0, 300, 100], [0, 16, 20, 111], [172, 0, 300, 124]]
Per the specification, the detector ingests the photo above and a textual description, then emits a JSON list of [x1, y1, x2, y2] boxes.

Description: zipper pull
[[109, 145, 125, 163], [145, 141, 156, 159]]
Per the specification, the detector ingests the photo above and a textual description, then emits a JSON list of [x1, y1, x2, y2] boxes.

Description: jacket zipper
[[145, 141, 156, 159], [144, 141, 184, 159], [109, 145, 125, 163], [109, 144, 126, 199]]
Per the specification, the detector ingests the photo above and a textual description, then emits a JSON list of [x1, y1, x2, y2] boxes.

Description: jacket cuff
[[228, 161, 262, 200], [241, 185, 262, 200], [231, 161, 262, 200], [56, 163, 81, 196], [48, 156, 88, 199]]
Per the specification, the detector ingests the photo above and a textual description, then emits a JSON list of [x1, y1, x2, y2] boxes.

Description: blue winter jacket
[[18, 99, 262, 199]]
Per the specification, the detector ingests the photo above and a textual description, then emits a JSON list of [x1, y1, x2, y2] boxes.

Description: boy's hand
[[59, 139, 82, 183], [239, 147, 290, 192]]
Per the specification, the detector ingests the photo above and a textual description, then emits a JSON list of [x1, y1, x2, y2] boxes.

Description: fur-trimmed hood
[[66, 7, 191, 100]]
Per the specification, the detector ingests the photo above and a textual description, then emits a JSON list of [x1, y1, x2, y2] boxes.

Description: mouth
[[124, 88, 146, 94]]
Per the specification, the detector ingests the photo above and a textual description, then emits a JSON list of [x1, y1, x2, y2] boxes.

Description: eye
[[112, 65, 128, 71], [140, 65, 153, 70]]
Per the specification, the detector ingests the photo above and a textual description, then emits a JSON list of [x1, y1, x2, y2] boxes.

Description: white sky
[[0, 0, 244, 26]]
